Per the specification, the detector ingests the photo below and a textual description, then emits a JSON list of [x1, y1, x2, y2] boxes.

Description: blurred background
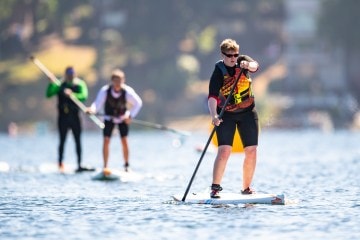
[[1, 0, 359, 134]]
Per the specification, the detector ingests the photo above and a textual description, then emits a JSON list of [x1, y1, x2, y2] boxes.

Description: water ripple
[[1, 131, 360, 240]]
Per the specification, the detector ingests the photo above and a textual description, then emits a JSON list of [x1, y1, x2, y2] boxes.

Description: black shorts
[[103, 120, 129, 138], [216, 108, 259, 147]]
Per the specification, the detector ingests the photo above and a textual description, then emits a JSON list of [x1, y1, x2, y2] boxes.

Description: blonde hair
[[220, 39, 239, 53], [111, 69, 125, 80]]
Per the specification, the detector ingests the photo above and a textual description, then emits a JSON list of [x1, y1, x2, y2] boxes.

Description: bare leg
[[103, 137, 110, 169], [212, 145, 232, 184], [242, 145, 257, 190], [121, 137, 129, 170]]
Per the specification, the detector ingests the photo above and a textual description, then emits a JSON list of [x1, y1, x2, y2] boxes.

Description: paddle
[[131, 119, 190, 137], [130, 119, 191, 147], [95, 114, 190, 137], [30, 56, 105, 129], [181, 67, 245, 202]]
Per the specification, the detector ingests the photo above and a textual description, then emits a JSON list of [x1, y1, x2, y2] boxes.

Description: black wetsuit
[[57, 83, 82, 167]]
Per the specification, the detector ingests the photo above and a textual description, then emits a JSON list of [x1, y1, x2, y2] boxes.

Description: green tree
[[318, 0, 360, 102]]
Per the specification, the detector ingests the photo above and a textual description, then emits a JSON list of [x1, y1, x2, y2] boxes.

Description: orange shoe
[[103, 168, 111, 176], [59, 163, 65, 173]]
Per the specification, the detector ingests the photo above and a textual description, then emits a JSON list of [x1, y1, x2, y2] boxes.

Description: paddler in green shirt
[[46, 66, 94, 173]]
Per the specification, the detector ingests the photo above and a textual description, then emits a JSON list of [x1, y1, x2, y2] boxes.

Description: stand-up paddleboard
[[91, 169, 143, 182], [38, 163, 75, 174], [92, 169, 121, 181], [38, 163, 95, 174], [172, 192, 286, 205], [75, 166, 96, 173]]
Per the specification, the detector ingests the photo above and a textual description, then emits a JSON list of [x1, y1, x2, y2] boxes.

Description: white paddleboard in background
[[38, 163, 95, 174], [91, 169, 122, 181], [0, 161, 10, 172], [172, 192, 286, 205], [91, 169, 143, 182], [38, 163, 75, 174]]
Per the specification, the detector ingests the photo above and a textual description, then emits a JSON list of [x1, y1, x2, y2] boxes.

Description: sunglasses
[[222, 52, 239, 58]]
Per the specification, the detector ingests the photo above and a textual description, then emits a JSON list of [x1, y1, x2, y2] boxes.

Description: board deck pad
[[173, 192, 285, 205]]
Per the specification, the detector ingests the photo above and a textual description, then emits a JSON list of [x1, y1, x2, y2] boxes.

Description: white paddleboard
[[172, 192, 286, 205], [0, 161, 10, 172], [38, 163, 95, 174], [92, 170, 121, 181], [38, 163, 75, 174], [91, 169, 143, 182]]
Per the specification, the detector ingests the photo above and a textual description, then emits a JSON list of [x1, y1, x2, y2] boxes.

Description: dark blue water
[[0, 129, 359, 239]]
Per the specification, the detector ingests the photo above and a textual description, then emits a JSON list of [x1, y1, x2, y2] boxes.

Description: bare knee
[[244, 146, 257, 159], [217, 146, 232, 161]]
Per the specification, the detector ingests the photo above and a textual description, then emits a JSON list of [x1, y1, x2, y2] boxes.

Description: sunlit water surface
[[0, 129, 359, 240]]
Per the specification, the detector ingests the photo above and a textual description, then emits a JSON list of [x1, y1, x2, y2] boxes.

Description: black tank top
[[104, 86, 127, 117]]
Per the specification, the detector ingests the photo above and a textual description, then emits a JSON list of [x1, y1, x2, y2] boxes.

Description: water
[[0, 129, 359, 240]]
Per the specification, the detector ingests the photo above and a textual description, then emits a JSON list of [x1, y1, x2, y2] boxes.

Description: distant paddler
[[87, 69, 142, 175], [45, 66, 95, 173]]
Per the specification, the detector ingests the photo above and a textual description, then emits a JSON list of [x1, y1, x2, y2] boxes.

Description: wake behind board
[[173, 192, 285, 205], [91, 169, 143, 182]]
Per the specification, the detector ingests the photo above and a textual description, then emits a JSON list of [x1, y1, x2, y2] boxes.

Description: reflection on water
[[0, 130, 359, 240]]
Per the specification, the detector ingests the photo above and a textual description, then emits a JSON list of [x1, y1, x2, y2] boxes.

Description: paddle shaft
[[181, 68, 245, 202], [30, 56, 105, 129], [95, 114, 190, 137], [131, 119, 190, 136]]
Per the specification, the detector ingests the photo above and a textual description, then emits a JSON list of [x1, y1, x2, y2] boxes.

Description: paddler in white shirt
[[87, 69, 142, 174]]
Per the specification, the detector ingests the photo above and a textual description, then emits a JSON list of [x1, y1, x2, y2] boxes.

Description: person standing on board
[[208, 38, 259, 198], [88, 69, 142, 173], [46, 66, 93, 173]]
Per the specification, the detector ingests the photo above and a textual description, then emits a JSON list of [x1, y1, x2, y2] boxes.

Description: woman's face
[[221, 50, 239, 67], [112, 76, 123, 91]]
